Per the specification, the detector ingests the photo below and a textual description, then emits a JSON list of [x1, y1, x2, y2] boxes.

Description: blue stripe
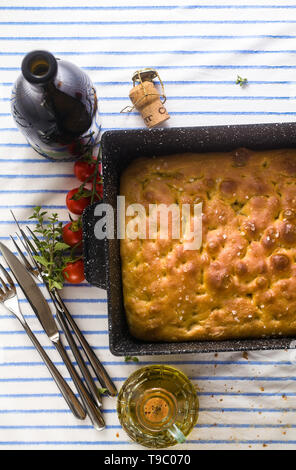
[[1, 346, 109, 351], [0, 315, 107, 320], [98, 95, 294, 100], [0, 391, 294, 400], [74, 95, 296, 101], [4, 50, 296, 56], [1, 406, 294, 414], [0, 360, 293, 367], [0, 362, 92, 368], [0, 410, 73, 414], [0, 190, 68, 194], [0, 220, 68, 224], [2, 35, 296, 41], [14, 298, 107, 304], [0, 377, 101, 383], [0, 5, 296, 10], [0, 424, 292, 431], [0, 204, 65, 209], [1, 440, 296, 446], [192, 376, 296, 381], [1, 375, 296, 383], [199, 407, 296, 413], [82, 360, 294, 366], [3, 95, 293, 101], [1, 80, 296, 86], [2, 20, 296, 25], [199, 392, 296, 397], [197, 424, 296, 429], [83, 65, 296, 70], [0, 159, 66, 162], [0, 394, 68, 399], [0, 330, 108, 335], [0, 174, 74, 178], [101, 111, 296, 116], [0, 143, 34, 146], [187, 440, 296, 445], [0, 441, 130, 446], [0, 408, 116, 414], [0, 425, 119, 429]]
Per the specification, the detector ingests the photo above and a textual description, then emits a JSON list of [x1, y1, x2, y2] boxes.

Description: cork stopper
[[121, 68, 170, 128], [129, 81, 170, 128]]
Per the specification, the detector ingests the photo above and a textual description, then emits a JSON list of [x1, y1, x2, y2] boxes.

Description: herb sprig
[[236, 75, 248, 87], [124, 356, 139, 363], [29, 207, 80, 290]]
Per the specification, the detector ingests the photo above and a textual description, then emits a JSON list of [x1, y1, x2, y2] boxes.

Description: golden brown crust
[[120, 148, 296, 342]]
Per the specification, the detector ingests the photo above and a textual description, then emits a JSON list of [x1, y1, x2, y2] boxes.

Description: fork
[[0, 263, 86, 421], [10, 232, 103, 410], [10, 215, 117, 397]]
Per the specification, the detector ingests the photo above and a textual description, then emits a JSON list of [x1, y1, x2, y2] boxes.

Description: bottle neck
[[21, 50, 58, 89]]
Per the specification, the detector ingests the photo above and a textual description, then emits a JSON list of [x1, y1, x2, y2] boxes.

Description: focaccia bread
[[120, 148, 296, 342]]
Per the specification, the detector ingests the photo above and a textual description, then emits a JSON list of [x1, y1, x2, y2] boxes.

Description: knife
[[0, 242, 105, 431]]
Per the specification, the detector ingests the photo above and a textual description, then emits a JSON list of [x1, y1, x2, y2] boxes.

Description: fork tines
[[0, 263, 16, 296]]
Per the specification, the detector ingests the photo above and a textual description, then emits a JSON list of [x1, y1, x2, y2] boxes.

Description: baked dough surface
[[120, 148, 296, 342]]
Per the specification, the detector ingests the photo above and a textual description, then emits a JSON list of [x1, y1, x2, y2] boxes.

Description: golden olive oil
[[117, 365, 199, 448]]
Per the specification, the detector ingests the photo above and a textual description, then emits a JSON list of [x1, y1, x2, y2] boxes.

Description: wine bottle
[[11, 50, 100, 160]]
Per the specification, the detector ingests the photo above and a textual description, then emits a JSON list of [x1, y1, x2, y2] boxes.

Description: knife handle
[[55, 308, 102, 409], [53, 337, 105, 431], [54, 291, 117, 397], [21, 321, 86, 421]]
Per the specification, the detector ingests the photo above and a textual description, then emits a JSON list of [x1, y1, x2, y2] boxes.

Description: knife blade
[[0, 241, 59, 341], [0, 241, 105, 430]]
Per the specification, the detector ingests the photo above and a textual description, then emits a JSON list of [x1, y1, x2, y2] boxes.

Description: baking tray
[[83, 123, 296, 356]]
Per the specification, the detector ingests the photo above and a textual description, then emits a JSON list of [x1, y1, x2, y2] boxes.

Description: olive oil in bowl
[[117, 365, 199, 448]]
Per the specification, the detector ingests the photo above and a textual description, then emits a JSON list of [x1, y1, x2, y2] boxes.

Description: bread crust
[[120, 148, 296, 342]]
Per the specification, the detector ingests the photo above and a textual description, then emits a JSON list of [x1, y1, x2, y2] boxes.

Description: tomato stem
[[91, 146, 102, 205]]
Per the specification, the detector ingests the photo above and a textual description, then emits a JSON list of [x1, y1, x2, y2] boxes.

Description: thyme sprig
[[236, 75, 248, 87], [124, 356, 139, 363], [29, 207, 80, 290]]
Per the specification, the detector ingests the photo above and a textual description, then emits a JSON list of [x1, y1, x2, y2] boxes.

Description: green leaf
[[33, 255, 50, 267], [54, 242, 71, 252], [51, 280, 64, 290], [236, 75, 248, 87], [29, 206, 84, 291], [124, 356, 139, 363]]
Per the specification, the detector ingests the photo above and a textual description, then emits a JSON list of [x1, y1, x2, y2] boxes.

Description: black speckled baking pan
[[83, 123, 296, 356]]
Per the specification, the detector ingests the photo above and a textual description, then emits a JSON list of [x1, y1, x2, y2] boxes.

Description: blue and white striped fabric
[[1, 0, 296, 450]]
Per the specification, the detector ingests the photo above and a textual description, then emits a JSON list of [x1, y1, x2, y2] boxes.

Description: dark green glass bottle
[[11, 50, 100, 160]]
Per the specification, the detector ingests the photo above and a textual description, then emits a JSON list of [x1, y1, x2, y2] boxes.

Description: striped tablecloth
[[1, 0, 296, 451]]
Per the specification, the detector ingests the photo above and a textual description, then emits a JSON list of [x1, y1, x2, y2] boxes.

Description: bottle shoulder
[[11, 59, 97, 131]]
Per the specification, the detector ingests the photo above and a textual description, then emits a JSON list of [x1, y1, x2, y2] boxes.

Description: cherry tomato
[[62, 221, 83, 248], [74, 160, 96, 182], [66, 188, 91, 215], [62, 259, 85, 284]]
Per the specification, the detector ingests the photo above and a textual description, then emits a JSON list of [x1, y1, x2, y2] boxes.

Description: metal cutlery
[[10, 232, 103, 410], [0, 242, 105, 431], [0, 263, 86, 421], [10, 212, 117, 397]]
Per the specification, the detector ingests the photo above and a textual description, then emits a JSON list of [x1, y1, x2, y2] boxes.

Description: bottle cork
[[129, 80, 170, 128]]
